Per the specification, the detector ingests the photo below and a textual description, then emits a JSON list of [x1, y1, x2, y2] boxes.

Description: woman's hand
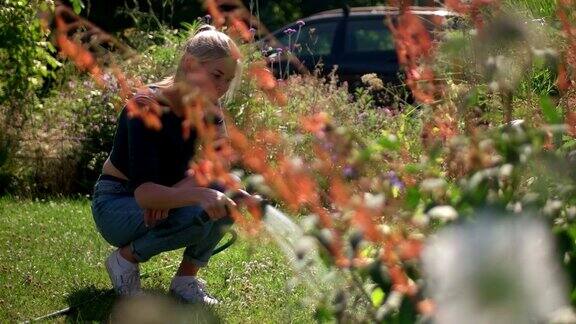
[[144, 209, 170, 227], [199, 188, 237, 220], [232, 189, 263, 206]]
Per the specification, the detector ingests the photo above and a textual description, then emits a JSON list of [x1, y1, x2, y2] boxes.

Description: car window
[[345, 19, 395, 53], [276, 21, 339, 56]]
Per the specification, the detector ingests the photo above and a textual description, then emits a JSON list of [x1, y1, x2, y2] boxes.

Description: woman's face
[[186, 57, 237, 100], [179, 55, 237, 102], [201, 57, 237, 100]]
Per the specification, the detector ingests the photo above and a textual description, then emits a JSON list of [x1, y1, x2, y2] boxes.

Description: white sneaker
[[169, 276, 219, 305], [105, 249, 142, 297]]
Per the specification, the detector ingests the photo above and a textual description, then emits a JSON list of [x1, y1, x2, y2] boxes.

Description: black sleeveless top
[[108, 89, 222, 191]]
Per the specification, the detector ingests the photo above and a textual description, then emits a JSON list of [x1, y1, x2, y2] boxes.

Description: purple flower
[[343, 165, 357, 179], [204, 14, 211, 20], [283, 28, 297, 35], [387, 171, 404, 189], [102, 73, 112, 83], [321, 141, 334, 151], [296, 20, 305, 27], [276, 47, 283, 53], [249, 27, 256, 34], [381, 108, 393, 117]]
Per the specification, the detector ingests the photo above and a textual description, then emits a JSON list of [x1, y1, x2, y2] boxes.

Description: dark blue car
[[260, 6, 462, 88]]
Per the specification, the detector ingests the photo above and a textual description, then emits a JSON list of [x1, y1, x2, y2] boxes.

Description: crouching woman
[[91, 25, 241, 304]]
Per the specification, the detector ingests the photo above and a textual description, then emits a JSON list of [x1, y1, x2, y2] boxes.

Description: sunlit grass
[[505, 0, 557, 19], [0, 197, 313, 323]]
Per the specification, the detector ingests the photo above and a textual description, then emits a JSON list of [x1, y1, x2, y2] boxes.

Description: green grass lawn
[[0, 197, 314, 323]]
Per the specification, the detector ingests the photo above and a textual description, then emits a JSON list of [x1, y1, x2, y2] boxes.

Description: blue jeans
[[91, 178, 233, 266]]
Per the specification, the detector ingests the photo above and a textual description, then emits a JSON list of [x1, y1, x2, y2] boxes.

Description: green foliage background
[[0, 0, 60, 195], [0, 1, 574, 322]]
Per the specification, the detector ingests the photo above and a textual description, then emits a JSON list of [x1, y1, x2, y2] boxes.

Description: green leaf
[[358, 146, 373, 162], [405, 187, 421, 209], [567, 226, 576, 242], [560, 138, 576, 151], [371, 287, 384, 307], [314, 304, 334, 323], [404, 163, 422, 174], [540, 95, 562, 124], [378, 133, 400, 151], [397, 296, 417, 324], [369, 260, 392, 293], [464, 87, 480, 108], [447, 184, 462, 205], [45, 55, 62, 69], [71, 0, 84, 14]]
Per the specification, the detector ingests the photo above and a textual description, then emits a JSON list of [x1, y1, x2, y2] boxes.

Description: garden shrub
[[0, 0, 60, 194], [2, 20, 186, 196], [6, 18, 403, 196]]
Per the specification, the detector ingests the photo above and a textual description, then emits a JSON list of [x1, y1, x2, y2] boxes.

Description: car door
[[337, 16, 400, 88]]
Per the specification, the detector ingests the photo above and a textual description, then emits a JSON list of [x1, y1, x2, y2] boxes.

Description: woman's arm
[[134, 182, 236, 220]]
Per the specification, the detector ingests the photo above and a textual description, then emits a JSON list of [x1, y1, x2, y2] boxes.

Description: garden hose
[[211, 227, 238, 255], [26, 229, 237, 323]]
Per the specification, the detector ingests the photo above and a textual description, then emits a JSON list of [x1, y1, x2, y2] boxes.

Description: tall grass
[[505, 0, 557, 19]]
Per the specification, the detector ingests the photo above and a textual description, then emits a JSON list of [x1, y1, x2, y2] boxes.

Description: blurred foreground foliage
[[0, 1, 575, 322]]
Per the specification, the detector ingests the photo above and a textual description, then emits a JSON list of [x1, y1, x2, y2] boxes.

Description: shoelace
[[185, 279, 204, 294], [186, 279, 216, 300], [195, 278, 207, 291]]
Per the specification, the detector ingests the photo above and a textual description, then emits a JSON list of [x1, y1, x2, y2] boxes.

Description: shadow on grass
[[65, 286, 116, 322], [61, 286, 222, 323]]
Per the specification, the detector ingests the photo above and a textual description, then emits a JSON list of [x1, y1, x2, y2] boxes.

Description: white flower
[[427, 205, 458, 222], [423, 215, 570, 324]]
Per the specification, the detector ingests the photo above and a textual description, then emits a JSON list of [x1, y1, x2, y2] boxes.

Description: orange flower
[[329, 178, 350, 207], [255, 130, 280, 145], [205, 0, 225, 27], [556, 63, 572, 91], [266, 89, 288, 106], [249, 63, 277, 90], [566, 111, 576, 137], [190, 160, 215, 186], [301, 112, 330, 134], [230, 17, 253, 42], [112, 68, 133, 100], [387, 10, 439, 104], [389, 265, 417, 295], [397, 239, 423, 260], [141, 112, 162, 131], [417, 299, 436, 316], [352, 207, 382, 242]]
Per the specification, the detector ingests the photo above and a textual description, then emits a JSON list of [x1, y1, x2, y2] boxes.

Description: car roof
[[262, 5, 461, 44], [310, 6, 459, 19]]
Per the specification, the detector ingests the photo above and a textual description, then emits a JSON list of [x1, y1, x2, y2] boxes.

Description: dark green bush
[[0, 0, 61, 194], [4, 23, 185, 196]]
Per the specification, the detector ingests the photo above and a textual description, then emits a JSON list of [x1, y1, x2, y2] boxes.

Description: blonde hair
[[151, 24, 242, 103]]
